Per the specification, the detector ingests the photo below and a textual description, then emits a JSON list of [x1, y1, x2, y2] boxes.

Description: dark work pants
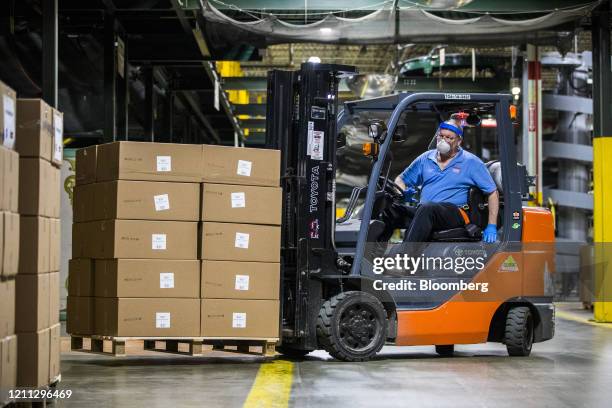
[[403, 202, 465, 242]]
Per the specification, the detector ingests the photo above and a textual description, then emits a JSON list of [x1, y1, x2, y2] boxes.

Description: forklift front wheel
[[316, 291, 387, 362], [504, 306, 534, 357]]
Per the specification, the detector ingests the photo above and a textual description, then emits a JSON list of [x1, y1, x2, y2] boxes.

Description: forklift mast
[[266, 63, 356, 349]]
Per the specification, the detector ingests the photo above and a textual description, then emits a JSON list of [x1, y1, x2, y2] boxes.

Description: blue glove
[[483, 224, 497, 243], [403, 187, 417, 203]]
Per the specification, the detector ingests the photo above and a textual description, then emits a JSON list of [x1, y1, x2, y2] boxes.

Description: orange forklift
[[266, 63, 555, 361]]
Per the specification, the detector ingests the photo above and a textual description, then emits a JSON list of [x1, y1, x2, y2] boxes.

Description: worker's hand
[[483, 224, 497, 243], [403, 187, 417, 203]]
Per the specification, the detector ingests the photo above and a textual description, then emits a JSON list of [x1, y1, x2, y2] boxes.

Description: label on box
[[232, 312, 247, 328], [154, 194, 170, 211], [156, 156, 172, 172], [236, 160, 252, 177], [231, 192, 246, 208], [160, 272, 175, 288], [3, 95, 15, 149], [235, 232, 250, 249], [235, 275, 250, 291], [152, 234, 167, 250], [156, 312, 171, 328], [53, 111, 63, 162]]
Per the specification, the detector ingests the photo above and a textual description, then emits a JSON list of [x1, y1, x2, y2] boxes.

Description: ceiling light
[[308, 56, 321, 63]]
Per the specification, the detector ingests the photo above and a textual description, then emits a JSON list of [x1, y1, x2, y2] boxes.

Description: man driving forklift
[[392, 118, 500, 243]]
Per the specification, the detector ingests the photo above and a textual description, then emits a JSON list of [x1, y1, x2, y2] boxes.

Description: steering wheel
[[376, 176, 405, 200]]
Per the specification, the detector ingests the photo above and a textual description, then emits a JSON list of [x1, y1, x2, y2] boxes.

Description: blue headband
[[438, 122, 463, 138]]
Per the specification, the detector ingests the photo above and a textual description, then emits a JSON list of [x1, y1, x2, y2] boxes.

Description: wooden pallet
[[70, 335, 278, 357]]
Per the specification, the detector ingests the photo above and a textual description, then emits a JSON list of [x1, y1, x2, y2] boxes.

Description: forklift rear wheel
[[505, 306, 534, 357], [435, 345, 455, 356], [276, 346, 310, 360], [316, 291, 387, 362]]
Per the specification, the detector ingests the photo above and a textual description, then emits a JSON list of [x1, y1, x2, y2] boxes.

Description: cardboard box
[[72, 182, 96, 222], [201, 261, 280, 300], [95, 259, 199, 298], [15, 99, 53, 161], [19, 158, 60, 217], [0, 335, 17, 393], [49, 271, 60, 326], [202, 145, 280, 187], [2, 211, 19, 277], [18, 216, 50, 274], [75, 145, 97, 185], [51, 108, 63, 166], [0, 146, 19, 212], [48, 324, 60, 382], [1, 81, 16, 149], [200, 299, 279, 338], [95, 298, 200, 337], [68, 259, 94, 296], [73, 220, 198, 260], [201, 184, 281, 225], [49, 218, 61, 271], [0, 279, 15, 337], [200, 222, 280, 262], [15, 273, 50, 332], [96, 141, 203, 182], [66, 296, 93, 335], [17, 328, 50, 388], [94, 180, 200, 221]]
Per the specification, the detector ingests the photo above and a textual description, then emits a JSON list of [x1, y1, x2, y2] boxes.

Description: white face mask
[[437, 139, 451, 155]]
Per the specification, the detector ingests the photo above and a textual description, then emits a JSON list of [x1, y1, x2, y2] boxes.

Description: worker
[[393, 119, 500, 243]]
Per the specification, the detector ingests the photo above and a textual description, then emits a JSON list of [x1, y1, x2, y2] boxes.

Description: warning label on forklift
[[307, 121, 324, 160], [500, 255, 519, 272]]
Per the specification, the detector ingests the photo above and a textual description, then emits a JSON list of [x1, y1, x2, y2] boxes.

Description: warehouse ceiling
[[0, 0, 260, 146]]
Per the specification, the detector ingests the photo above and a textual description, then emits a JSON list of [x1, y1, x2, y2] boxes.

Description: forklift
[[265, 63, 555, 362]]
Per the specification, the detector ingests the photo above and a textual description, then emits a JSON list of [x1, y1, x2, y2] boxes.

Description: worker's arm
[[394, 175, 406, 191], [487, 190, 499, 226]]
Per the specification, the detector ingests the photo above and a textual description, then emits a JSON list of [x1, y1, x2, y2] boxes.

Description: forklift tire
[[276, 346, 310, 360], [316, 291, 387, 362], [504, 306, 534, 357], [435, 345, 455, 356]]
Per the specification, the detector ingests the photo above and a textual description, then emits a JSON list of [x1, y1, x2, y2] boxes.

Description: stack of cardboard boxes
[[14, 98, 63, 388], [199, 145, 281, 339], [0, 80, 18, 401], [68, 141, 281, 341], [70, 142, 202, 337]]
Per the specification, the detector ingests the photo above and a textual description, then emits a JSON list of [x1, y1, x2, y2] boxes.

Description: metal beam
[[396, 77, 506, 92], [234, 104, 266, 116], [144, 67, 155, 141], [544, 189, 593, 211], [543, 141, 593, 163], [239, 118, 266, 129], [116, 36, 129, 140], [592, 1, 612, 137], [543, 93, 593, 115], [42, 0, 58, 108], [223, 77, 267, 91], [103, 11, 117, 142]]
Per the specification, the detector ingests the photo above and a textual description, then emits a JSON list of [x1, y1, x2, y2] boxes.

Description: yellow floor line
[[556, 310, 612, 329], [243, 360, 294, 408]]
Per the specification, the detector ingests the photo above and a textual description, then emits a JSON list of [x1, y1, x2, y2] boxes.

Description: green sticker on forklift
[[500, 255, 519, 272], [512, 222, 520, 229]]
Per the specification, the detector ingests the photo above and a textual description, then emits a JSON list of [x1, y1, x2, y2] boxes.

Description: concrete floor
[[55, 305, 612, 408]]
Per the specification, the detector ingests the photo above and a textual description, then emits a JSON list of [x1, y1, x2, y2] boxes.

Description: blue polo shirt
[[399, 149, 497, 207]]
